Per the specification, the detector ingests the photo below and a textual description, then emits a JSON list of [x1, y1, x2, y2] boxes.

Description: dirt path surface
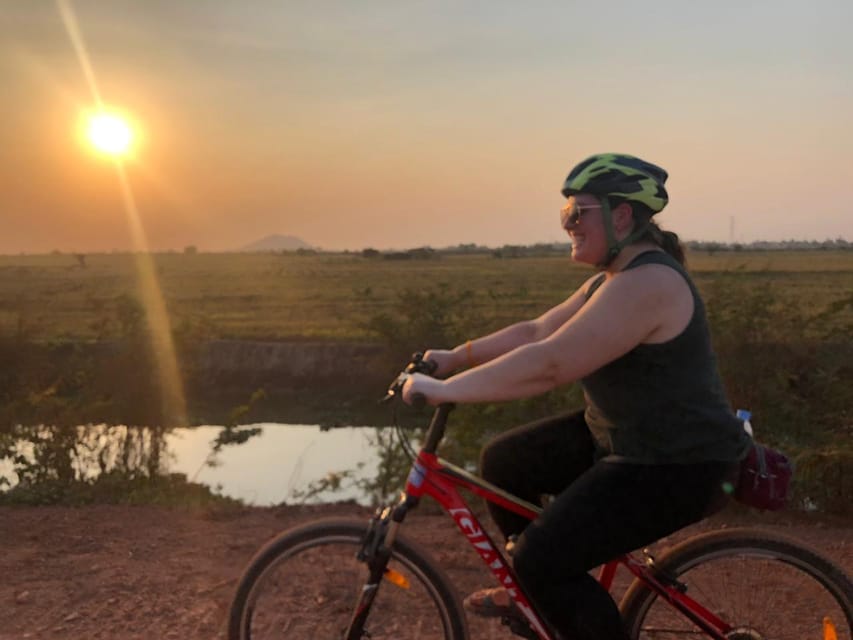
[[0, 503, 850, 639]]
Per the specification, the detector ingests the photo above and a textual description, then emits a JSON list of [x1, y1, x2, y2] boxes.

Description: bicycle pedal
[[500, 612, 538, 640]]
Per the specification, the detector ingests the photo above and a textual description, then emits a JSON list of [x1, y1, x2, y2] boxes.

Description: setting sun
[[86, 112, 133, 156]]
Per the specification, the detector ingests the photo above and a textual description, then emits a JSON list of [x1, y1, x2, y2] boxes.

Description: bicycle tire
[[620, 527, 853, 640], [227, 517, 469, 640]]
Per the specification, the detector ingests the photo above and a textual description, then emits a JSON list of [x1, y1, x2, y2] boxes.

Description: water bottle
[[736, 409, 753, 437], [723, 409, 754, 496]]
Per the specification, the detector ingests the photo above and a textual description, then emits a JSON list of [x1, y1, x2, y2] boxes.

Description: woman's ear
[[612, 202, 635, 233]]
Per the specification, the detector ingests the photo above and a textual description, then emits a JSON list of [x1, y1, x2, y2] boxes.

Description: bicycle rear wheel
[[227, 517, 468, 640], [620, 528, 852, 640]]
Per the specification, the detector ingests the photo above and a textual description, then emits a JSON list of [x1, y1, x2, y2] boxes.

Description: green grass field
[[1, 249, 851, 343], [2, 248, 850, 510], [0, 251, 853, 340]]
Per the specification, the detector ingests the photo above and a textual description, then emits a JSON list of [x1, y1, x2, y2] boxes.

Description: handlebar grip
[[408, 353, 438, 376], [421, 359, 438, 376]]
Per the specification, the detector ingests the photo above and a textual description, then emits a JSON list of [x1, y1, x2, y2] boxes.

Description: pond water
[[0, 424, 397, 506], [167, 424, 391, 505]]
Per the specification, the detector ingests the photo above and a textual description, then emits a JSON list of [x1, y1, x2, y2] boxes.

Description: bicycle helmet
[[561, 153, 669, 266]]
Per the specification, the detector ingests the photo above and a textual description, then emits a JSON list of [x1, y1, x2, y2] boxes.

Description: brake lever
[[382, 383, 427, 410], [379, 369, 410, 404], [380, 353, 438, 405]]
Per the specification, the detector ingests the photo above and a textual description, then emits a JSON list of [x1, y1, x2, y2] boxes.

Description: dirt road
[[1, 503, 850, 639]]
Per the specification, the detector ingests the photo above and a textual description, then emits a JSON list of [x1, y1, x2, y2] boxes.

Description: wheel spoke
[[228, 519, 467, 640]]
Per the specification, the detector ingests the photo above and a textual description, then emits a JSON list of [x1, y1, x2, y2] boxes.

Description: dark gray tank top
[[580, 251, 751, 464]]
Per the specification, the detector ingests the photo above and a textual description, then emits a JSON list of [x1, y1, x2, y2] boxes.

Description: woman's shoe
[[463, 587, 515, 618]]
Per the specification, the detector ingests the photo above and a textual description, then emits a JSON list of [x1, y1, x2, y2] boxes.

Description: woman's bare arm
[[407, 264, 690, 404], [429, 272, 605, 374]]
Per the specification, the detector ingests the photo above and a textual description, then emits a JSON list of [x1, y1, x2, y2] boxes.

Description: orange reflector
[[384, 568, 410, 589], [823, 617, 837, 640]]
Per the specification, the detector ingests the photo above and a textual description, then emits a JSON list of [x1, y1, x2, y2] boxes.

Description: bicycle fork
[[345, 503, 409, 639]]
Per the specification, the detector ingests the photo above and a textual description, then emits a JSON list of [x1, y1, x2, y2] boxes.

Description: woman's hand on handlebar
[[423, 348, 462, 378], [402, 372, 447, 407]]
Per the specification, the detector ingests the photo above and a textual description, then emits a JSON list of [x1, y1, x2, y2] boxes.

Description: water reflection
[[0, 424, 394, 506], [0, 424, 166, 490], [168, 425, 390, 505]]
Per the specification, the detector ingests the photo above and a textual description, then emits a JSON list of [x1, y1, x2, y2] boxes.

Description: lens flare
[[60, 0, 187, 425]]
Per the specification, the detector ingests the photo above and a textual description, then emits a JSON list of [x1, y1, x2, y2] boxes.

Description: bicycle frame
[[401, 449, 733, 640], [359, 401, 737, 640]]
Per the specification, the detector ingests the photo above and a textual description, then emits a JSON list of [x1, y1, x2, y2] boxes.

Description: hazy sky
[[2, 0, 851, 253]]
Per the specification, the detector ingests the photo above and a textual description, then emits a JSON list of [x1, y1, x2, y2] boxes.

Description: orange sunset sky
[[1, 1, 851, 254]]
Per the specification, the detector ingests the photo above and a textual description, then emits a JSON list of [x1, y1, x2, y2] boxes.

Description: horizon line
[[2, 236, 852, 258]]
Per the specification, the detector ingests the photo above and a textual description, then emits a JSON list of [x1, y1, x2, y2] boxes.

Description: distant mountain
[[240, 234, 312, 252]]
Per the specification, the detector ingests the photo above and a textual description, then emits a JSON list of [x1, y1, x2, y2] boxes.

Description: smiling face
[[561, 194, 608, 265], [561, 194, 637, 267]]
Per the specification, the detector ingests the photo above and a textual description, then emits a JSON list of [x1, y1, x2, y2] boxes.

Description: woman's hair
[[608, 197, 686, 267], [639, 219, 686, 267]]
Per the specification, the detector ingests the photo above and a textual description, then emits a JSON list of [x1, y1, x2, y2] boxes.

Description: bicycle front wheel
[[620, 528, 852, 640], [227, 517, 468, 640]]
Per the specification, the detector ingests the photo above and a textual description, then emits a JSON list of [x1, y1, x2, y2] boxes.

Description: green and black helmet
[[561, 153, 670, 266], [561, 153, 669, 213]]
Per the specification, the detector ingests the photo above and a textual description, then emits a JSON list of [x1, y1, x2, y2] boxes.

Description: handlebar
[[381, 352, 438, 410], [382, 353, 455, 456]]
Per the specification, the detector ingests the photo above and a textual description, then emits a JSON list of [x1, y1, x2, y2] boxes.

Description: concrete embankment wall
[[195, 340, 387, 384], [187, 339, 393, 424]]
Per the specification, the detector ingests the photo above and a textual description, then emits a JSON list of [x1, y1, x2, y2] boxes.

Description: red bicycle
[[228, 355, 852, 640]]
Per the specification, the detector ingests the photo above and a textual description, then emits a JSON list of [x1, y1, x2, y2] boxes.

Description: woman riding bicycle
[[401, 153, 753, 640]]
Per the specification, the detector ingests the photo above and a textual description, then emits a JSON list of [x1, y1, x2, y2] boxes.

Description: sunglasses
[[560, 202, 602, 230]]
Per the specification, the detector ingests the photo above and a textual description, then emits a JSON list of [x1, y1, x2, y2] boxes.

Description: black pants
[[480, 410, 736, 640]]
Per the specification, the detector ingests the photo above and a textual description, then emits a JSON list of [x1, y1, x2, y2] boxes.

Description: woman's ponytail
[[607, 197, 687, 267], [642, 220, 686, 266]]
